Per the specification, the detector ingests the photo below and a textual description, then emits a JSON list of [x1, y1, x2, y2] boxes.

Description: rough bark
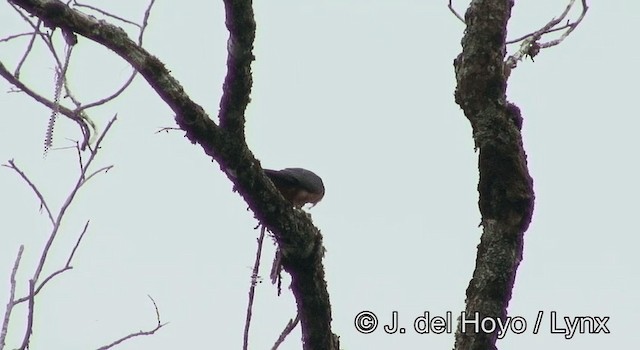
[[6, 1, 339, 349], [453, 0, 535, 349]]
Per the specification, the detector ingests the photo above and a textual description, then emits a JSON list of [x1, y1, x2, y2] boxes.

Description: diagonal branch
[[7, 1, 338, 349], [2, 160, 55, 225], [243, 225, 266, 350], [271, 314, 300, 350], [95, 295, 166, 350], [0, 60, 92, 148]]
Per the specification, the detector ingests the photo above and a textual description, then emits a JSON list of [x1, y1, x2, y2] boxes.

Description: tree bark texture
[[453, 1, 535, 349]]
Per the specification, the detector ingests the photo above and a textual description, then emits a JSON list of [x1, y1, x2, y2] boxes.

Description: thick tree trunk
[[453, 1, 535, 349]]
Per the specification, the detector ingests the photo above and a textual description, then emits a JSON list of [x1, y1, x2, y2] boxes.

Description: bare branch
[[8, 3, 42, 78], [7, 1, 339, 348], [154, 127, 181, 134], [139, 0, 156, 44], [4, 0, 157, 151], [0, 245, 24, 350], [448, 0, 465, 24], [0, 32, 36, 43], [17, 279, 36, 350], [505, 0, 589, 69], [75, 72, 137, 112], [0, 60, 92, 149], [506, 0, 577, 44], [95, 296, 166, 350], [66, 220, 89, 266], [13, 116, 117, 299], [82, 165, 114, 185], [243, 225, 267, 350], [72, 1, 141, 28], [2, 160, 55, 226], [11, 118, 115, 307], [540, 0, 588, 49], [73, 0, 156, 113], [271, 314, 300, 350], [15, 220, 91, 303]]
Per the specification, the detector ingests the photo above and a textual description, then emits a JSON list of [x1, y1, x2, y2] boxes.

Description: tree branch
[[219, 0, 255, 136], [271, 314, 300, 350], [453, 0, 535, 349], [0, 60, 91, 148], [6, 1, 339, 348], [505, 0, 588, 69], [2, 159, 55, 225], [0, 245, 24, 350], [95, 295, 166, 350], [243, 225, 266, 350]]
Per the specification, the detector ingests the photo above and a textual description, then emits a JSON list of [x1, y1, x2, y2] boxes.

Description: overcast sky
[[1, 1, 637, 349]]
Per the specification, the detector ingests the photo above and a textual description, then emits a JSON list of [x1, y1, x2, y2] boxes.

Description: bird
[[264, 168, 325, 209]]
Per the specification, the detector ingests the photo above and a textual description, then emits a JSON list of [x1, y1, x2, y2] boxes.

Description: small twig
[[76, 72, 137, 112], [13, 21, 40, 79], [540, 0, 588, 49], [10, 5, 66, 74], [65, 220, 89, 265], [139, 0, 157, 44], [2, 160, 55, 225], [506, 0, 577, 44], [95, 296, 166, 350], [33, 116, 116, 286], [75, 140, 85, 174], [155, 127, 181, 134], [0, 32, 36, 43], [448, 0, 465, 23], [74, 0, 156, 113], [243, 225, 267, 350], [62, 71, 84, 110], [271, 314, 300, 350], [83, 165, 114, 185], [0, 245, 24, 350], [72, 1, 141, 28], [13, 220, 91, 304]]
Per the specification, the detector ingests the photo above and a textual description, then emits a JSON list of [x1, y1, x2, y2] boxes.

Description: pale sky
[[1, 1, 638, 349]]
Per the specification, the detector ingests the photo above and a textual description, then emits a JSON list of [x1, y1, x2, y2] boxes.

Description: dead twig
[[155, 127, 182, 134], [6, 117, 115, 348], [0, 32, 36, 43], [271, 314, 300, 350], [95, 296, 166, 350], [14, 221, 91, 304], [72, 1, 142, 28], [448, 0, 465, 24], [2, 160, 55, 225], [73, 0, 156, 114], [243, 225, 267, 350], [505, 0, 589, 69], [9, 116, 116, 309]]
